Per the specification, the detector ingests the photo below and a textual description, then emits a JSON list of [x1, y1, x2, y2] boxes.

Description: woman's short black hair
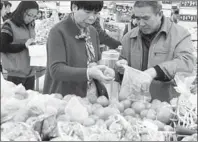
[[70, 1, 103, 12], [10, 1, 39, 27]]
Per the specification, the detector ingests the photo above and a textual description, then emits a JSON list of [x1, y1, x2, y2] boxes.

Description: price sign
[[180, 1, 197, 7], [103, 23, 119, 32], [162, 0, 172, 4], [115, 5, 132, 14], [180, 15, 197, 22]]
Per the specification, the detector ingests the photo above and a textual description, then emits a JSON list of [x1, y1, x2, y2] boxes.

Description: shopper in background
[[1, 1, 39, 90], [92, 15, 121, 49], [123, 14, 138, 36], [2, 1, 12, 21], [170, 8, 180, 24], [116, 1, 195, 102], [43, 1, 115, 98], [1, 2, 6, 27]]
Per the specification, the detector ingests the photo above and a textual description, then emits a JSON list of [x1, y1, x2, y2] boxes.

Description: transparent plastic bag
[[1, 122, 41, 141], [1, 97, 28, 124], [1, 73, 16, 98], [173, 72, 197, 128], [57, 121, 85, 140], [119, 66, 151, 102], [64, 96, 89, 123], [174, 72, 196, 96]]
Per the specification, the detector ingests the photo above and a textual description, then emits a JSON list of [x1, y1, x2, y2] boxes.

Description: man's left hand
[[134, 68, 157, 92], [143, 68, 157, 80]]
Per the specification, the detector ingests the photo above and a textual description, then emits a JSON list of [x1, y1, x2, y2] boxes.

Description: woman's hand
[[25, 38, 35, 47], [87, 65, 115, 83]]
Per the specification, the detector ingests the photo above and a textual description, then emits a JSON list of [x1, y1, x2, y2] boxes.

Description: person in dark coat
[[43, 1, 115, 98], [69, 3, 122, 49]]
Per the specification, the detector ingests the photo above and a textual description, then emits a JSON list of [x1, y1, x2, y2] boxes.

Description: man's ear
[[158, 10, 163, 17], [72, 4, 78, 12]]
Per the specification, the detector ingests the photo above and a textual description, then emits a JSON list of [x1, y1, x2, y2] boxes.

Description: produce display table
[[1, 2, 197, 141]]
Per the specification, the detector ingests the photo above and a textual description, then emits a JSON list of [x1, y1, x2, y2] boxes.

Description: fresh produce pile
[[34, 11, 60, 45], [1, 72, 197, 141]]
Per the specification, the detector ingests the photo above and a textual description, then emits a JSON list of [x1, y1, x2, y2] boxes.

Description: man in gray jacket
[[116, 1, 195, 102]]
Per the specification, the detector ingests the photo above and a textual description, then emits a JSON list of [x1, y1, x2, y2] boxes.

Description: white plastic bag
[[1, 97, 28, 124], [1, 73, 16, 97], [119, 66, 151, 102], [64, 96, 89, 123], [174, 72, 196, 95]]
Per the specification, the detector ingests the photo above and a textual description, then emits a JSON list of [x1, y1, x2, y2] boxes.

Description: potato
[[140, 109, 148, 119], [123, 108, 136, 117], [121, 100, 131, 109], [131, 102, 146, 114], [97, 96, 109, 107]]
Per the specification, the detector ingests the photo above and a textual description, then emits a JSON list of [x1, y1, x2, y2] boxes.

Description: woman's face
[[73, 5, 99, 28], [24, 9, 38, 24]]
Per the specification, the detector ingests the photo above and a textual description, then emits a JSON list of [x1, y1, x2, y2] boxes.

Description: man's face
[[5, 5, 11, 14], [73, 5, 98, 28], [134, 6, 162, 34]]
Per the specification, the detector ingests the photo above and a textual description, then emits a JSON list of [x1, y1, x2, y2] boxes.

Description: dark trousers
[[7, 76, 35, 90]]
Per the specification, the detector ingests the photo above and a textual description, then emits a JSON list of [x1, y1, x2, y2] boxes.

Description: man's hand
[[115, 59, 128, 74], [137, 68, 157, 92], [144, 68, 157, 80], [131, 68, 156, 93]]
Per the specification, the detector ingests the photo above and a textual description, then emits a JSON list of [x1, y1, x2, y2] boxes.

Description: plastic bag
[[1, 73, 16, 98], [173, 72, 197, 128], [26, 95, 46, 117], [1, 122, 41, 141], [57, 121, 85, 140], [174, 72, 196, 96], [41, 114, 57, 140], [12, 84, 29, 100], [1, 97, 28, 124], [64, 96, 89, 123], [119, 66, 151, 102]]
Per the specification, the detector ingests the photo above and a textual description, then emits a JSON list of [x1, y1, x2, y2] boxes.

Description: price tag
[[162, 0, 172, 4], [180, 15, 197, 22], [180, 1, 197, 7]]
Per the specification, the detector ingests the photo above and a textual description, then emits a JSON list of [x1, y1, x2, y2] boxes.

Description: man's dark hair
[[10, 1, 39, 27], [4, 1, 12, 7], [134, 1, 162, 14], [70, 1, 103, 12]]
